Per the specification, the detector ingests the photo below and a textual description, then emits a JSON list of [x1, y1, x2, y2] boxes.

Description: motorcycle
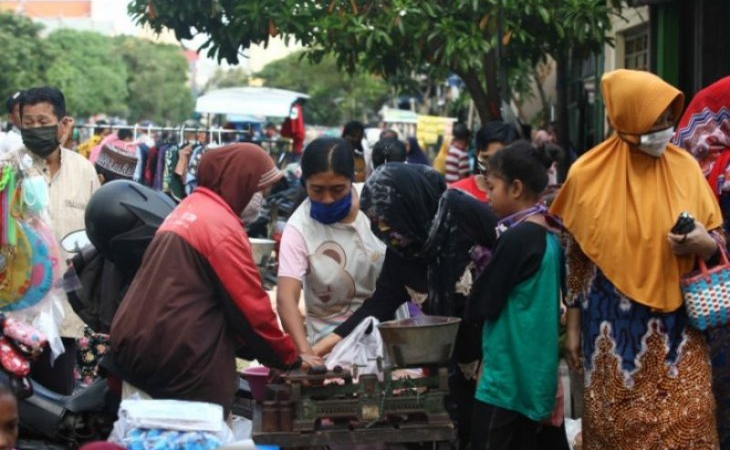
[[12, 231, 118, 448], [14, 180, 259, 447], [0, 306, 115, 449], [14, 180, 175, 448]]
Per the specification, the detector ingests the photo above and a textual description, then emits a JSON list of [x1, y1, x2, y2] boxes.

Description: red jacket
[[280, 104, 305, 154], [107, 187, 298, 414]]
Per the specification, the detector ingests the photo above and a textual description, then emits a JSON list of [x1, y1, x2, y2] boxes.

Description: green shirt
[[475, 227, 561, 421]]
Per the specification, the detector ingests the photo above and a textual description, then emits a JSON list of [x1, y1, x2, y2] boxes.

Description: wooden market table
[[251, 404, 454, 450]]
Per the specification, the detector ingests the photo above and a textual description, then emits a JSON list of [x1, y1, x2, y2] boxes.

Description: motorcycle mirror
[[61, 230, 91, 253]]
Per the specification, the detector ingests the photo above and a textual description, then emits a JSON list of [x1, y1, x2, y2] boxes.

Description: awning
[[381, 107, 419, 124], [195, 87, 310, 118]]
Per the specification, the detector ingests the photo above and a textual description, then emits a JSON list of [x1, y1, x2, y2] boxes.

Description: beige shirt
[[2, 147, 100, 336]]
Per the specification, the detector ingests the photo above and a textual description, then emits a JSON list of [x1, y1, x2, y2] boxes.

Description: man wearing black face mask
[[2, 86, 99, 349]]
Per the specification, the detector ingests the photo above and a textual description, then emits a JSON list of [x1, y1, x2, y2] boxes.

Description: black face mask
[[21, 125, 60, 157]]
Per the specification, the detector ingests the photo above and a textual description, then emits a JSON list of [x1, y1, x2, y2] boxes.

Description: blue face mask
[[310, 191, 352, 224]]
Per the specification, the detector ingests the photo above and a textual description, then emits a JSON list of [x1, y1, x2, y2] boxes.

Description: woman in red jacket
[[104, 143, 319, 417]]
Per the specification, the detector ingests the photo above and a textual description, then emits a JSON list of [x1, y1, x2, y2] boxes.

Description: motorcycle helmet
[[85, 180, 176, 274]]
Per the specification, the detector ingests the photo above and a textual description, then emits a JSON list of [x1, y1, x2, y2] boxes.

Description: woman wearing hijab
[[551, 70, 725, 450], [104, 144, 318, 417], [313, 162, 498, 449], [405, 137, 430, 165], [673, 76, 730, 448], [674, 76, 730, 236]]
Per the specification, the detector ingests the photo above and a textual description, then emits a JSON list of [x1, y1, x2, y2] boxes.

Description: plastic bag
[[108, 398, 235, 447], [0, 163, 64, 359], [565, 418, 582, 450], [325, 316, 384, 380], [3, 217, 65, 359], [112, 398, 231, 432], [230, 416, 252, 441]]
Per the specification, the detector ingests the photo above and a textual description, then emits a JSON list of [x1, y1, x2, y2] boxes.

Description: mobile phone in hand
[[671, 211, 696, 235]]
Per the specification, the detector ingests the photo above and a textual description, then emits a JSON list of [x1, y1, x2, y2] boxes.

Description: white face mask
[[638, 126, 674, 157]]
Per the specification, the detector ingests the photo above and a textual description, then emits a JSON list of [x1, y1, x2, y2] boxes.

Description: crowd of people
[[0, 69, 727, 450]]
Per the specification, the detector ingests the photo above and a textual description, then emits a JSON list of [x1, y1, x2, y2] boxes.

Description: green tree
[[114, 36, 194, 123], [0, 12, 47, 102], [0, 14, 193, 123], [128, 0, 622, 123], [204, 67, 250, 92], [254, 51, 389, 126], [45, 29, 129, 117]]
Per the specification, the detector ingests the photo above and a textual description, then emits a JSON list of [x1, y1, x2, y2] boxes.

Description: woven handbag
[[681, 247, 730, 331]]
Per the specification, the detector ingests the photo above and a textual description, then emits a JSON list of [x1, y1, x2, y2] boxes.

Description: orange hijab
[[550, 69, 723, 312]]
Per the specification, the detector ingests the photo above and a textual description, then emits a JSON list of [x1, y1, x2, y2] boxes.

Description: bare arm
[[565, 307, 582, 373], [312, 333, 342, 357], [276, 276, 314, 355]]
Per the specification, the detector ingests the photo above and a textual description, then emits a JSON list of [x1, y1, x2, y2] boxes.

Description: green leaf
[[538, 7, 549, 23]]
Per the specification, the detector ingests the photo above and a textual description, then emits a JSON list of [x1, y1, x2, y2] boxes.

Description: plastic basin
[[242, 366, 270, 401]]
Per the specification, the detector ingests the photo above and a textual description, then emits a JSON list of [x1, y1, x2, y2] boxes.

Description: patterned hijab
[[550, 69, 722, 312], [674, 76, 730, 198], [361, 163, 446, 259], [361, 163, 483, 317]]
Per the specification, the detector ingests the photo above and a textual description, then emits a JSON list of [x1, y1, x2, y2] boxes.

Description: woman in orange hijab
[[550, 70, 724, 450]]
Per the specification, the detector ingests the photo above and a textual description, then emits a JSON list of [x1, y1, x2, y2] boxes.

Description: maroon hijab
[[197, 143, 281, 214]]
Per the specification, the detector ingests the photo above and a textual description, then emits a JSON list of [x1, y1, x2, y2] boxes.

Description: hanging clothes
[[185, 143, 209, 196], [144, 144, 159, 187], [154, 143, 169, 191], [133, 143, 148, 184]]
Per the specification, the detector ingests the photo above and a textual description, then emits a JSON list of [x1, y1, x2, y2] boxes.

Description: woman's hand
[[312, 334, 342, 357], [565, 308, 582, 374], [667, 220, 718, 261], [299, 354, 325, 372]]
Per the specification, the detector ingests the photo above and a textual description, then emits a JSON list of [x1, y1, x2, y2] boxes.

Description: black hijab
[[361, 163, 488, 317], [361, 163, 446, 259]]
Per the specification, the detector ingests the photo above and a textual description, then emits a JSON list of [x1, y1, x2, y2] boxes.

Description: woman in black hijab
[[314, 162, 498, 449]]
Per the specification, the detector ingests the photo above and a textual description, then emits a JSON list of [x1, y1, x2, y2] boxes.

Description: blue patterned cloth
[[571, 265, 719, 449], [580, 271, 689, 375], [122, 428, 221, 450]]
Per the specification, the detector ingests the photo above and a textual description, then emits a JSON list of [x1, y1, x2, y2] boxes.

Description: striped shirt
[[445, 144, 471, 182]]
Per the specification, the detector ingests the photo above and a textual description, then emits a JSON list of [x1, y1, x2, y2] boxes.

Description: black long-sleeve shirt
[[334, 192, 497, 337]]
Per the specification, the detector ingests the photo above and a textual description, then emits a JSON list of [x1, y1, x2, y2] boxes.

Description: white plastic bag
[[325, 316, 384, 380], [230, 415, 252, 440], [565, 418, 582, 450]]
